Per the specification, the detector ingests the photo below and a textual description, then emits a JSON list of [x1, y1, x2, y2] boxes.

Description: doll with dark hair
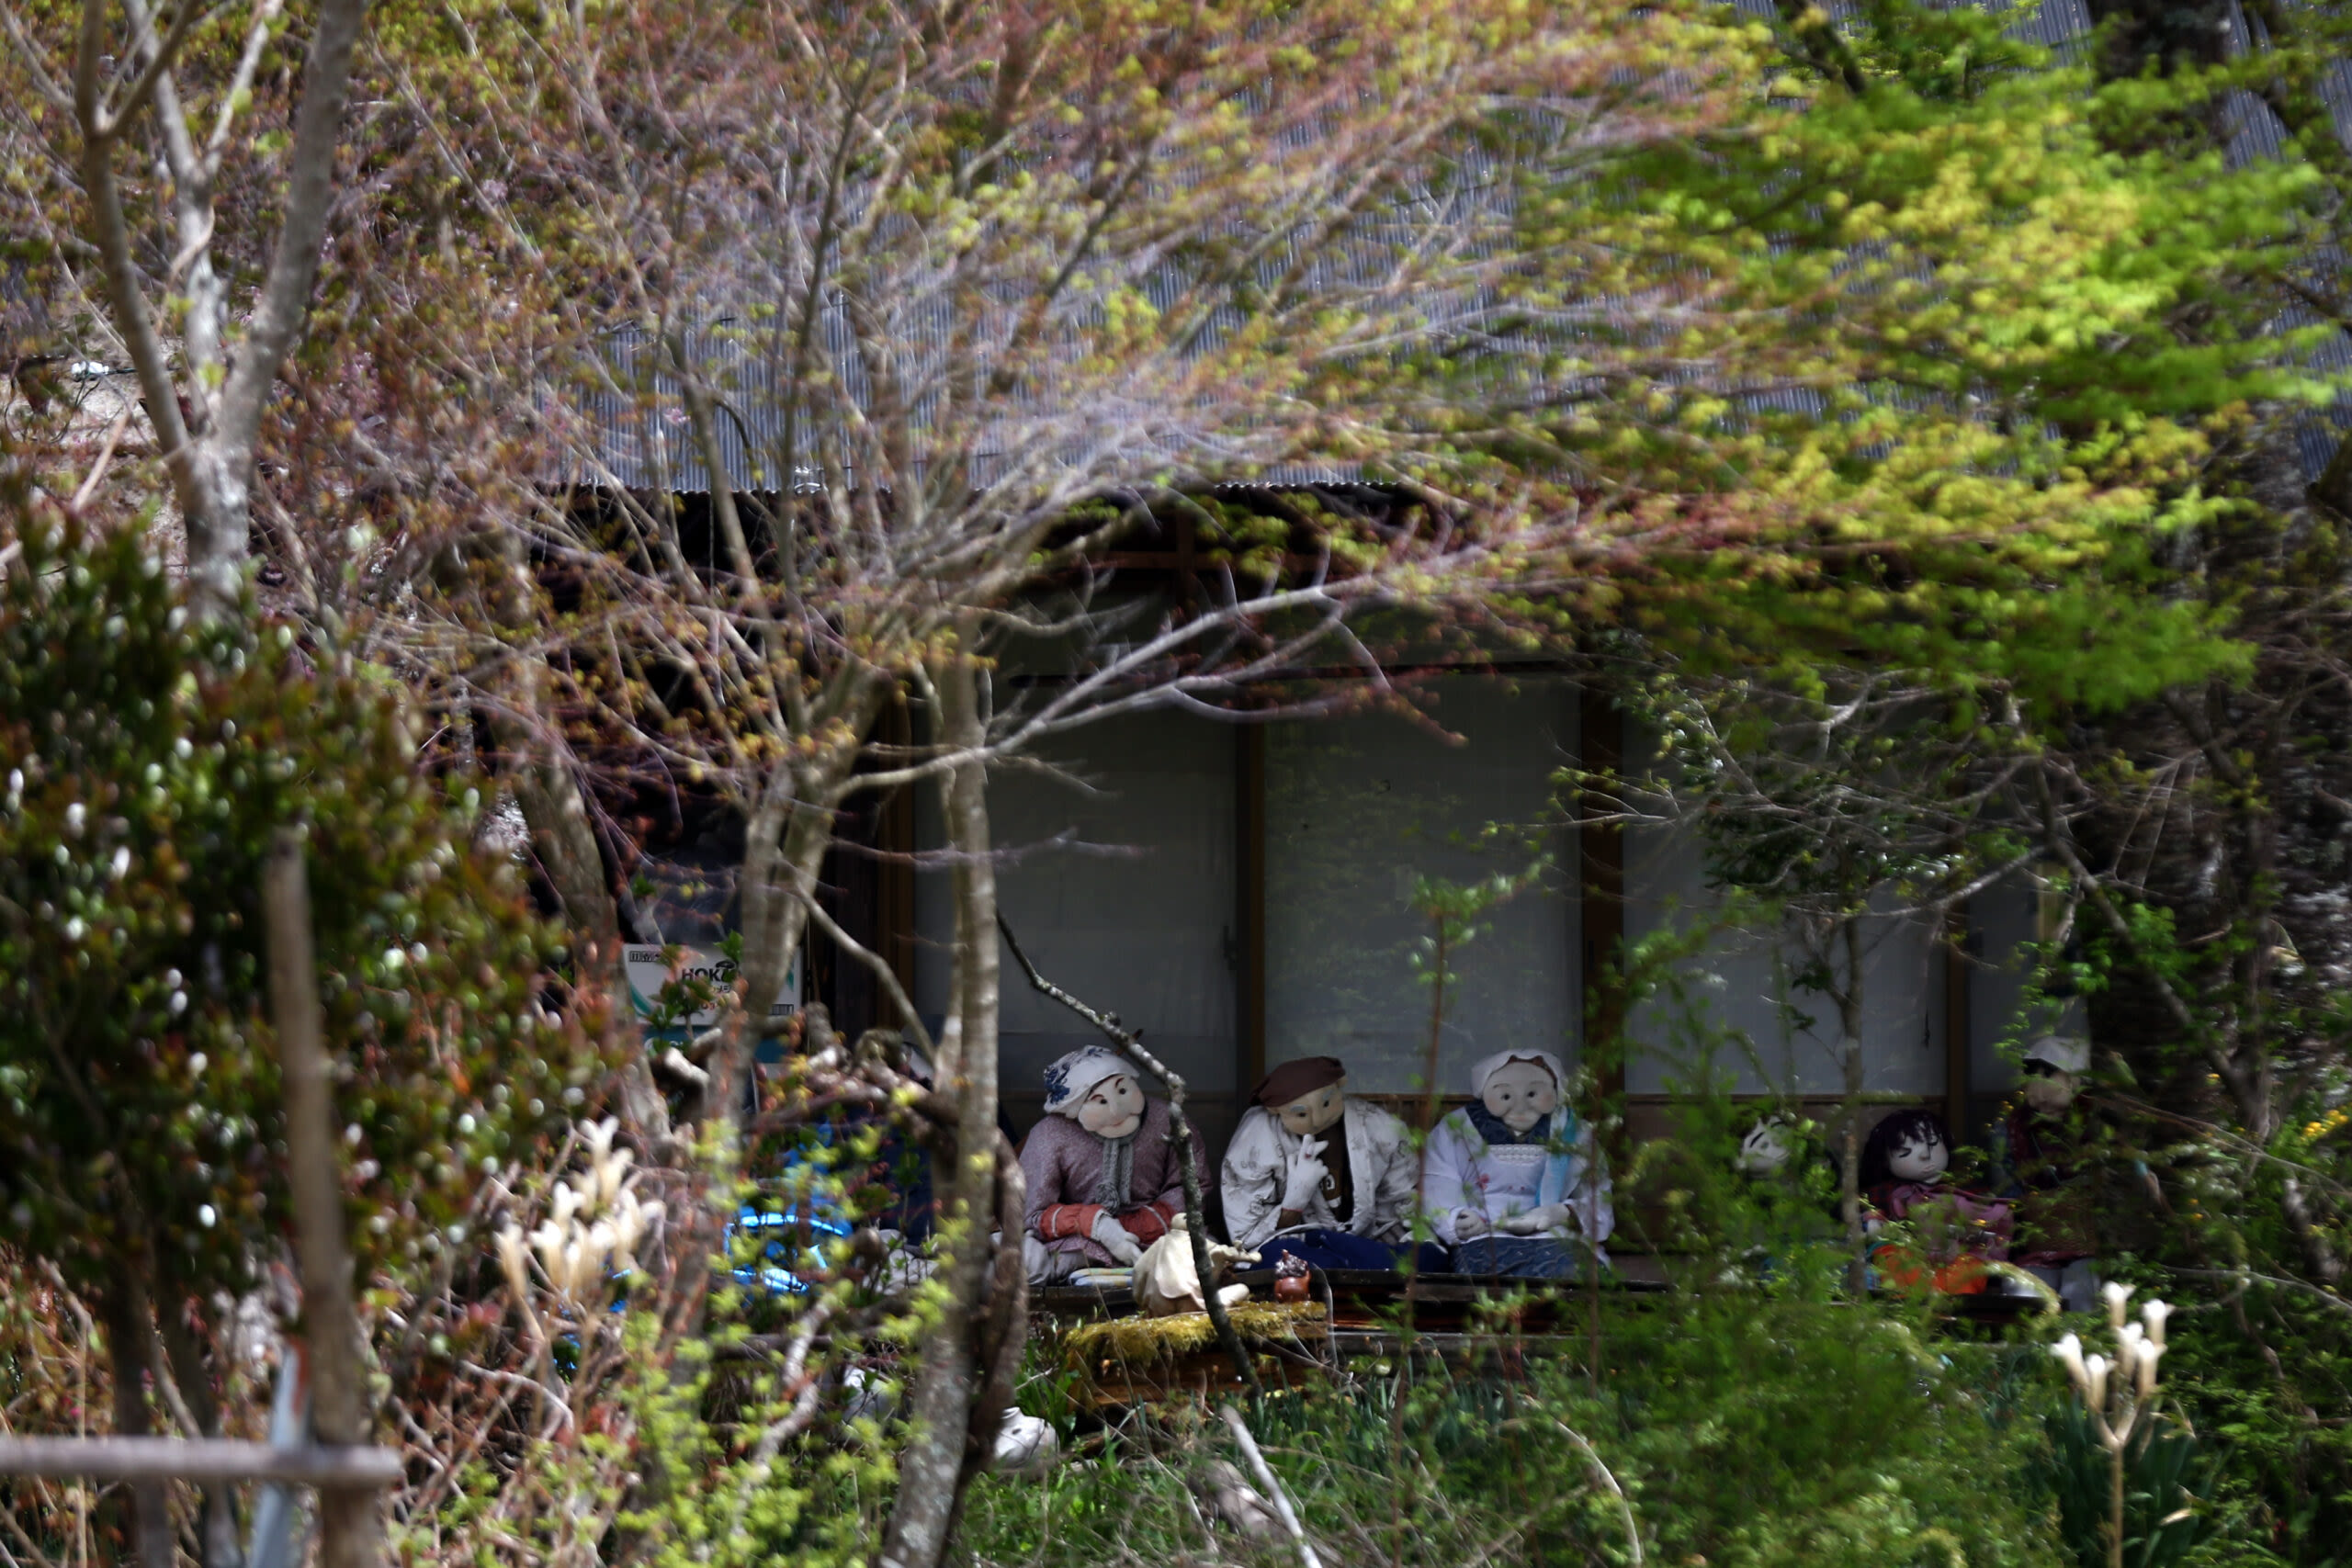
[[1858, 1108, 2014, 1293]]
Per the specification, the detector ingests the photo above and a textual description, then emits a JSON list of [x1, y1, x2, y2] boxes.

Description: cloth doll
[[1131, 1215, 1259, 1316], [1992, 1034, 2100, 1312], [1421, 1049, 1612, 1278], [1019, 1045, 1205, 1285], [1218, 1055, 1441, 1273], [1859, 1107, 2014, 1294]]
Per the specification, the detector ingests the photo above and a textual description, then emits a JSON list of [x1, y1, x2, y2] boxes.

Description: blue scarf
[[1455, 1104, 1579, 1213], [1465, 1102, 1561, 1147]]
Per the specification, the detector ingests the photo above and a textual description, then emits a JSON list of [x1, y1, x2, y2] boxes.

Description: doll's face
[[1482, 1059, 1559, 1134], [1886, 1125, 1949, 1182], [1736, 1121, 1792, 1177], [1076, 1074, 1145, 1139], [2022, 1065, 2079, 1116], [1277, 1080, 1346, 1137]]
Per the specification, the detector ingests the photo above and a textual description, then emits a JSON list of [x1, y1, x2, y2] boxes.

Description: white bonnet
[[1468, 1048, 1569, 1100], [1042, 1045, 1140, 1117], [2024, 1034, 2091, 1075]]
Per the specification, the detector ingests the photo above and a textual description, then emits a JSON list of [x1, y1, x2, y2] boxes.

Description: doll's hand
[[1453, 1208, 1490, 1239], [1281, 1135, 1330, 1213], [1515, 1203, 1575, 1236], [1090, 1212, 1144, 1265]]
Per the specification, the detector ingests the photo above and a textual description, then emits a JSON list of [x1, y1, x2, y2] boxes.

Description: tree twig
[[1552, 1422, 1644, 1566], [1220, 1404, 1325, 1568], [998, 915, 1261, 1394], [2166, 1266, 2352, 1320]]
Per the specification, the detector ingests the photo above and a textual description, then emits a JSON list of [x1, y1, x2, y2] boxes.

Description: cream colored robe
[[1218, 1098, 1417, 1252]]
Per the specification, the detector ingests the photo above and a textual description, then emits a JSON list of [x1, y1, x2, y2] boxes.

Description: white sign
[[624, 942, 800, 1029]]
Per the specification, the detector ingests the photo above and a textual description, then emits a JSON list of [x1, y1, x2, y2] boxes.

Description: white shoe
[[993, 1410, 1057, 1475]]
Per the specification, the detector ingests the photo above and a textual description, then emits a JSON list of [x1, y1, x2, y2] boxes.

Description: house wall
[[1620, 826, 1952, 1100], [1963, 877, 2084, 1138], [909, 674, 1583, 1154], [913, 710, 1246, 1154], [892, 673, 2062, 1179], [1261, 675, 1580, 1097]]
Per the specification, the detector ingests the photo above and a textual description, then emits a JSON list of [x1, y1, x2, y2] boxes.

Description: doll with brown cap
[[1218, 1055, 1429, 1273]]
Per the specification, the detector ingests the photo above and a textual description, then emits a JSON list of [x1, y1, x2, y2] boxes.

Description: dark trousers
[[1448, 1235, 1588, 1279], [1257, 1228, 1452, 1274]]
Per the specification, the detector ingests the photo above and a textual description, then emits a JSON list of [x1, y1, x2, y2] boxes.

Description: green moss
[[1062, 1301, 1327, 1367]]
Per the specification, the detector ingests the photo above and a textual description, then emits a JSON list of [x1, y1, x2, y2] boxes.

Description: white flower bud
[[584, 1117, 619, 1160], [2051, 1334, 2090, 1398], [596, 1147, 634, 1204], [2142, 1298, 2172, 1348], [2084, 1353, 2111, 1412], [2115, 1323, 2146, 1382], [496, 1224, 533, 1303], [531, 1221, 567, 1290], [2135, 1338, 2165, 1399], [2103, 1280, 2134, 1329]]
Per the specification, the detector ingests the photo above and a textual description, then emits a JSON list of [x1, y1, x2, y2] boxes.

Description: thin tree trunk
[[155, 1265, 243, 1568], [938, 1133, 1030, 1547], [97, 1279, 175, 1568], [880, 645, 1002, 1568], [261, 832, 383, 1568], [72, 0, 373, 620]]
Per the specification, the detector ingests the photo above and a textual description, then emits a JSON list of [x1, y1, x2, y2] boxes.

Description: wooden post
[[1945, 902, 1973, 1141], [1577, 687, 1626, 1104], [263, 831, 386, 1568], [1238, 724, 1267, 1096]]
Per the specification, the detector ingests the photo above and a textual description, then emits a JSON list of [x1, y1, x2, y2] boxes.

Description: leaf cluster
[[0, 504, 596, 1303]]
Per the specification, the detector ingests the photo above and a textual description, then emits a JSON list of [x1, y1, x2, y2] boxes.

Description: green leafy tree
[[1502, 0, 2310, 705], [0, 493, 594, 1568]]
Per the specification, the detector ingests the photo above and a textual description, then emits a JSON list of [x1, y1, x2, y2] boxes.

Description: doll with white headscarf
[[1421, 1048, 1612, 1278], [1019, 1045, 1206, 1285]]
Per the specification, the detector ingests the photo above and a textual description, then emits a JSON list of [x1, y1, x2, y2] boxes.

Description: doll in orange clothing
[[1860, 1109, 2014, 1294]]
